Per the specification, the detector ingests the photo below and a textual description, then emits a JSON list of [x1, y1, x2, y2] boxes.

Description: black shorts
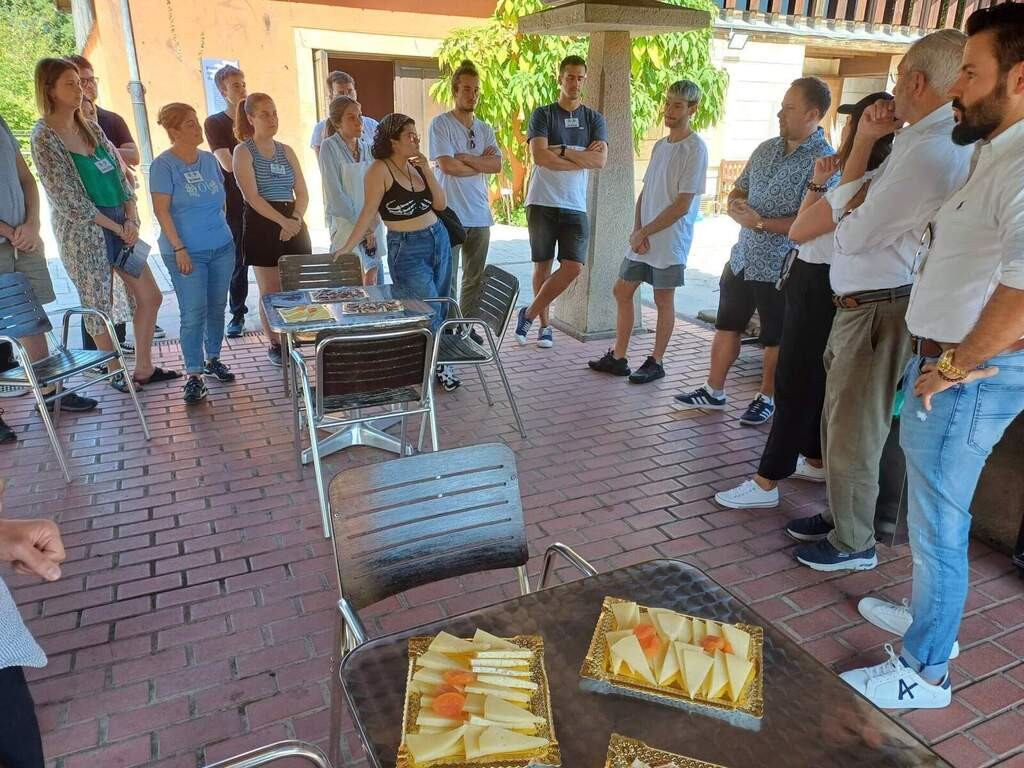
[[526, 205, 588, 264], [715, 264, 785, 346], [242, 200, 312, 268]]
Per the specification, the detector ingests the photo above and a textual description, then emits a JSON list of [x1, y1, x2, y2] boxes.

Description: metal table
[[340, 559, 949, 768], [261, 286, 434, 460]]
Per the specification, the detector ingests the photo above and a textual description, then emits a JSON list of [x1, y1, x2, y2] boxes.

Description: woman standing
[[30, 58, 175, 392], [232, 92, 311, 367], [150, 103, 237, 405], [318, 96, 385, 285], [335, 113, 459, 392]]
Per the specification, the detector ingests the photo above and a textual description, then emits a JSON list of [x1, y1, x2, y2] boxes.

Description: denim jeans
[[900, 349, 1024, 679], [162, 241, 235, 374], [387, 219, 452, 334]]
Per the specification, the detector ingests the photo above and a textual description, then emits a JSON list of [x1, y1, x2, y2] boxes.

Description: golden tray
[[397, 634, 561, 768], [604, 734, 727, 768], [579, 597, 764, 721]]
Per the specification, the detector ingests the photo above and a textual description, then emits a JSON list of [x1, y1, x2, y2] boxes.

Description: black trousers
[[81, 321, 127, 350], [226, 203, 248, 318], [758, 259, 836, 481], [0, 666, 44, 768]]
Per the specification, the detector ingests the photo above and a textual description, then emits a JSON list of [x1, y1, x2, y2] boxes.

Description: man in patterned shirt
[[675, 77, 834, 426]]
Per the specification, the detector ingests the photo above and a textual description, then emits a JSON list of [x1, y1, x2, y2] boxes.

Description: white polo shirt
[[906, 118, 1024, 344], [830, 104, 972, 295]]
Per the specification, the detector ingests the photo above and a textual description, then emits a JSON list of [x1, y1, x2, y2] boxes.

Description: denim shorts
[[526, 204, 588, 264], [97, 204, 148, 279]]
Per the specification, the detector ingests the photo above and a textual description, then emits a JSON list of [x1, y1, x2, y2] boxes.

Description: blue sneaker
[[785, 513, 834, 542], [537, 326, 554, 348], [514, 307, 532, 345], [794, 538, 877, 572], [739, 394, 775, 426], [674, 385, 727, 410]]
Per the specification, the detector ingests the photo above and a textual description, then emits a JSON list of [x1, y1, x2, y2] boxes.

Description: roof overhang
[[518, 0, 710, 36], [714, 9, 923, 53]]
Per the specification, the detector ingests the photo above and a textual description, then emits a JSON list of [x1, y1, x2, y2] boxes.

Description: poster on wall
[[201, 58, 240, 117]]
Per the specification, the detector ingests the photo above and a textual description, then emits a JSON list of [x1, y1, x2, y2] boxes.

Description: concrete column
[[551, 30, 643, 341]]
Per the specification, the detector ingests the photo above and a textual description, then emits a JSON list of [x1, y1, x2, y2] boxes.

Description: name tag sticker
[[269, 163, 288, 176], [184, 170, 204, 184], [93, 157, 115, 173], [563, 117, 580, 129]]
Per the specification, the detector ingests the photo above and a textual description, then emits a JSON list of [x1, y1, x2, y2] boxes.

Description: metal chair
[[202, 740, 331, 768], [290, 326, 439, 537], [279, 252, 363, 292], [0, 273, 148, 481], [323, 443, 597, 767], [429, 265, 526, 438]]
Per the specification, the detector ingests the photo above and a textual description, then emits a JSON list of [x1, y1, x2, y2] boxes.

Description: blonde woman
[[232, 92, 310, 367]]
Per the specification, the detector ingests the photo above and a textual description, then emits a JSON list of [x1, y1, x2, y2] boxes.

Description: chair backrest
[[328, 443, 527, 610], [716, 159, 746, 212], [464, 265, 519, 341], [315, 326, 432, 406], [279, 253, 362, 291], [0, 273, 52, 339]]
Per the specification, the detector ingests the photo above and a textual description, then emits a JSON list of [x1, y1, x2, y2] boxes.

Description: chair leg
[[494, 358, 527, 438], [303, 392, 331, 539], [328, 609, 345, 768], [120, 357, 152, 440], [516, 565, 531, 596], [428, 403, 440, 452], [475, 365, 494, 406], [51, 381, 62, 427], [30, 386, 71, 482], [291, 358, 303, 478], [399, 412, 408, 457]]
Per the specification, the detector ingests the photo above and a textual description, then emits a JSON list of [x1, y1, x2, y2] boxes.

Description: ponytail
[[234, 92, 272, 141], [324, 95, 358, 141]]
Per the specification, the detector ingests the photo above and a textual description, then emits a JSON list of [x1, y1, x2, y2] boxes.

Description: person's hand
[[586, 140, 607, 153], [121, 219, 139, 247], [10, 220, 42, 252], [0, 518, 66, 582], [856, 100, 901, 143], [913, 362, 998, 411], [364, 231, 376, 252], [279, 217, 301, 239], [730, 201, 762, 230], [176, 248, 193, 275], [482, 146, 498, 156], [454, 153, 472, 164], [811, 155, 842, 186], [629, 228, 650, 254], [408, 151, 429, 169]]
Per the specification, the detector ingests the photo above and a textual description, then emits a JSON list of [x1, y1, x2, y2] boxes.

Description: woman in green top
[[31, 58, 177, 391]]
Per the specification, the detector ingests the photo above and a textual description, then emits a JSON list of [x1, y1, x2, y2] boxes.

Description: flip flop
[[133, 367, 181, 386]]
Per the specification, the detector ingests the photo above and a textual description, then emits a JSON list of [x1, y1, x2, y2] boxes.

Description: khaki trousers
[[451, 226, 491, 315], [821, 296, 911, 553]]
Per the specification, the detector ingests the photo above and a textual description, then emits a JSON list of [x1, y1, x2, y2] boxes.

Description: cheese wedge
[[483, 694, 544, 725], [704, 619, 721, 638], [721, 624, 751, 659], [610, 601, 640, 630], [416, 712, 464, 729], [463, 725, 487, 761], [675, 642, 704, 654], [473, 629, 519, 650], [706, 649, 729, 699], [467, 715, 538, 732], [724, 652, 754, 702], [464, 681, 532, 702], [476, 674, 538, 691], [475, 650, 533, 659], [405, 725, 466, 763], [412, 668, 445, 687], [610, 634, 657, 685], [691, 618, 705, 645], [428, 632, 480, 655], [657, 641, 681, 686], [680, 648, 714, 697], [604, 629, 634, 673], [653, 611, 690, 643], [417, 651, 469, 672], [477, 726, 549, 757]]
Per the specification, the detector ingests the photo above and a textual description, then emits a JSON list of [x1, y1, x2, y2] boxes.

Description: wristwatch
[[755, 218, 765, 232], [937, 348, 969, 382]]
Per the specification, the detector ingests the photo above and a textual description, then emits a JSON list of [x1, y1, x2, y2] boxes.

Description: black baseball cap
[[837, 91, 893, 115]]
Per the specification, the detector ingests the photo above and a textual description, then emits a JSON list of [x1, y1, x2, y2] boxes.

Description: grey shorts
[[618, 256, 685, 289], [0, 241, 56, 304]]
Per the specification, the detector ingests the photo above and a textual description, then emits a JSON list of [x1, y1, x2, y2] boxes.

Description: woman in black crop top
[[335, 113, 461, 391]]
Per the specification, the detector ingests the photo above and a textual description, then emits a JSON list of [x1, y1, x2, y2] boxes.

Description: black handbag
[[413, 166, 466, 247]]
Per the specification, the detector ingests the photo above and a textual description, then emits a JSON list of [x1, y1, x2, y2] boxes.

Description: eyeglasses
[[913, 221, 933, 275], [468, 128, 476, 150], [81, 76, 99, 86]]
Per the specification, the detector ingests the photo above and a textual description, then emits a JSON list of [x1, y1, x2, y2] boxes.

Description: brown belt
[[832, 284, 912, 309], [911, 335, 1024, 358]]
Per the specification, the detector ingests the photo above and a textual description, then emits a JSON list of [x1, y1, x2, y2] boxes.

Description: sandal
[[133, 366, 182, 386], [110, 372, 138, 393]]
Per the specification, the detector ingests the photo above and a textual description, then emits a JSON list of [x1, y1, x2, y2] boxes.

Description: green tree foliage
[[0, 0, 76, 133], [431, 0, 728, 200]]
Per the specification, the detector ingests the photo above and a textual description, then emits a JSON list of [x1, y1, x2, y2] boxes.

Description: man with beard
[[840, 1, 1024, 710]]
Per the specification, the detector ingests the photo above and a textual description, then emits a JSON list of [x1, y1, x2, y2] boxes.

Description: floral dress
[[30, 119, 135, 335]]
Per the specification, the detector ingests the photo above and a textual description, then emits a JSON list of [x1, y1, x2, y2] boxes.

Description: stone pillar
[[550, 30, 643, 341]]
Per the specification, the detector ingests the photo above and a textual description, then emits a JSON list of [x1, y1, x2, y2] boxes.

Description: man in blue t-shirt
[[514, 55, 607, 349]]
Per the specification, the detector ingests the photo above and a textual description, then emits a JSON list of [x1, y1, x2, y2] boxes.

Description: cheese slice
[[724, 652, 754, 702], [691, 618, 705, 646], [470, 657, 529, 668], [473, 629, 519, 650], [610, 634, 657, 685], [463, 724, 487, 760], [654, 612, 690, 642], [477, 726, 549, 757], [610, 601, 640, 630], [417, 651, 469, 672], [464, 682, 532, 702], [483, 694, 544, 725], [476, 674, 538, 691], [604, 629, 634, 673], [675, 642, 703, 654], [467, 715, 538, 732], [680, 648, 714, 697], [704, 619, 721, 638], [469, 666, 531, 677], [721, 624, 751, 659], [416, 711, 465, 729], [474, 650, 533, 660], [428, 632, 480, 655], [412, 668, 445, 687], [405, 725, 466, 763], [657, 641, 681, 687], [706, 649, 729, 700]]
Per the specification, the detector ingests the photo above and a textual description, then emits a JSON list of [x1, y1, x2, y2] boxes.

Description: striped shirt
[[244, 138, 295, 202], [0, 576, 46, 670]]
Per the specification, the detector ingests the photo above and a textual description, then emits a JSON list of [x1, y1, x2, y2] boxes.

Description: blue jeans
[[387, 219, 452, 333], [162, 241, 235, 374], [900, 349, 1024, 679]]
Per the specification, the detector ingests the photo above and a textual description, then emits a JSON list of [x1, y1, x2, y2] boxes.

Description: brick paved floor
[[2, 314, 1023, 768]]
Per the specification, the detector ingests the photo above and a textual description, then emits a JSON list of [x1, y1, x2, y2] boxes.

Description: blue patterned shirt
[[728, 128, 835, 282]]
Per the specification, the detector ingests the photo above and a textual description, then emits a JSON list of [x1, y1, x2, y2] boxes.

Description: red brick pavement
[[1, 317, 1023, 767]]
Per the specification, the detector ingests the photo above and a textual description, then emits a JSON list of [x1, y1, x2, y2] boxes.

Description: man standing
[[841, 2, 1024, 709], [514, 55, 607, 349], [204, 64, 249, 338], [310, 71, 379, 156], [674, 78, 834, 426], [786, 30, 973, 572], [429, 60, 502, 337], [588, 80, 708, 384]]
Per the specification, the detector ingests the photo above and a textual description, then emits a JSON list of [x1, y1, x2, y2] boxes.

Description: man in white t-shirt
[[429, 60, 502, 334], [588, 80, 707, 384], [310, 71, 379, 155]]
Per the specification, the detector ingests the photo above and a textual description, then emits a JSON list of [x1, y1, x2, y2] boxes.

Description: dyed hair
[[214, 64, 244, 95], [668, 79, 702, 104], [157, 102, 196, 139], [323, 95, 359, 140], [34, 57, 99, 149], [371, 113, 415, 160], [965, 2, 1024, 74], [234, 92, 273, 140]]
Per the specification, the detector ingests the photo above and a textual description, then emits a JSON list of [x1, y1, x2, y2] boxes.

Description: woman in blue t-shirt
[[150, 103, 237, 405]]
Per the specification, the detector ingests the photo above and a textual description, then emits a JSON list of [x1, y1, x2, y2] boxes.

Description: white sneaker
[[0, 385, 27, 398], [714, 479, 779, 509], [840, 644, 951, 709], [791, 456, 826, 483], [857, 597, 959, 659]]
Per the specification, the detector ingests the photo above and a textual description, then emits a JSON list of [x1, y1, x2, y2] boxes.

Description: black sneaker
[[226, 314, 244, 339], [629, 356, 664, 384], [46, 392, 98, 413], [203, 358, 236, 382], [795, 538, 878, 572], [267, 345, 283, 367], [183, 375, 208, 405], [674, 385, 727, 410], [739, 395, 775, 426], [588, 349, 630, 377], [469, 328, 485, 346], [153, 324, 166, 340], [0, 412, 16, 444], [785, 513, 834, 543], [119, 339, 136, 357]]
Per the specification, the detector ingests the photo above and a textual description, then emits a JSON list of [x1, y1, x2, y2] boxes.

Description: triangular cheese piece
[[605, 629, 633, 675], [706, 649, 729, 700], [610, 601, 640, 630], [405, 725, 466, 763], [417, 651, 469, 672], [721, 624, 751, 659], [483, 695, 544, 725], [724, 652, 754, 702], [477, 726, 549, 757], [691, 618, 705, 645], [704, 619, 721, 638], [657, 641, 681, 686], [463, 725, 486, 760], [610, 634, 657, 685], [681, 648, 714, 698], [428, 631, 479, 655], [654, 612, 689, 642], [473, 629, 519, 650]]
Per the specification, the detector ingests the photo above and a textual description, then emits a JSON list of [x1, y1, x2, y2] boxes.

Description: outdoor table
[[261, 285, 434, 459], [339, 559, 949, 768]]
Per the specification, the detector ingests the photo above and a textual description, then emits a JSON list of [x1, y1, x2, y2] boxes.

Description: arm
[[789, 155, 842, 244], [285, 144, 308, 219], [116, 143, 140, 166], [30, 128, 101, 227], [212, 148, 233, 173], [414, 159, 446, 211], [151, 191, 193, 274], [529, 136, 579, 171], [638, 193, 696, 239], [436, 155, 479, 178], [232, 144, 294, 230], [457, 150, 502, 174], [318, 140, 359, 221], [10, 151, 41, 252], [204, 116, 235, 173], [336, 163, 387, 257], [564, 141, 607, 170]]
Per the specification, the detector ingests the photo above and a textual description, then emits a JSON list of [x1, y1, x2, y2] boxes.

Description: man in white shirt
[[785, 30, 974, 574], [841, 2, 1024, 711], [310, 71, 379, 155], [429, 60, 502, 336], [588, 80, 707, 384]]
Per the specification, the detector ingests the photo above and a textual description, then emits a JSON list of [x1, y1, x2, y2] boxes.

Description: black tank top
[[378, 161, 433, 222]]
